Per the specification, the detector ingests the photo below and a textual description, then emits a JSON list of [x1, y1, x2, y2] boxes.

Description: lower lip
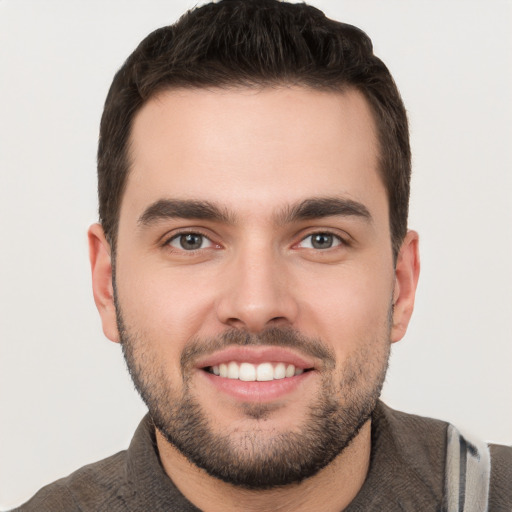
[[199, 369, 315, 403]]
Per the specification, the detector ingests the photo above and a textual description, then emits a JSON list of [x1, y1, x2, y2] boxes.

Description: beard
[[117, 304, 391, 489]]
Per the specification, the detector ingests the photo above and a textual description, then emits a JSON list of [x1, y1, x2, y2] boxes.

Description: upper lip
[[195, 346, 316, 370]]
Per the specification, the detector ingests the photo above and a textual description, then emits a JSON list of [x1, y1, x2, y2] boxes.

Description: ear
[[391, 230, 420, 343], [88, 223, 120, 343]]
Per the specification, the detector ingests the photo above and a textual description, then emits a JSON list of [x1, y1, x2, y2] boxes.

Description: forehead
[[122, 86, 385, 224]]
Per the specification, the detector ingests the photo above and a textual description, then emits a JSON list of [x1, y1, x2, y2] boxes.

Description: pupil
[[312, 233, 332, 249], [180, 234, 202, 250]]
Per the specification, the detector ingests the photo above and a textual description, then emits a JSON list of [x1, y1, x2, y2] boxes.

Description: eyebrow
[[277, 197, 372, 225], [137, 196, 372, 228], [138, 199, 234, 226]]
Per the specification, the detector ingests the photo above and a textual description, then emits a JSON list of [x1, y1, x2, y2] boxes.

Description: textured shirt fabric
[[13, 402, 512, 511]]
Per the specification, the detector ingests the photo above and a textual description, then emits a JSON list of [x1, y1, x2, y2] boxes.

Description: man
[[13, 1, 511, 510]]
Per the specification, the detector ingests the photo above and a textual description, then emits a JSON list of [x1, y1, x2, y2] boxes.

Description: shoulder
[[489, 442, 512, 507], [346, 402, 449, 510], [373, 401, 449, 468], [11, 450, 131, 512], [370, 403, 512, 509]]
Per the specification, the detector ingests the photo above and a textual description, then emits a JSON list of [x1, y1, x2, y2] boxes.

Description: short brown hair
[[98, 0, 411, 258]]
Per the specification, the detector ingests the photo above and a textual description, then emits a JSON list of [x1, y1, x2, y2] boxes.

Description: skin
[[89, 86, 419, 511]]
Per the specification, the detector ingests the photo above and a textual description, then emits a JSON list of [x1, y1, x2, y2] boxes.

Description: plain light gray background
[[1, 0, 511, 508]]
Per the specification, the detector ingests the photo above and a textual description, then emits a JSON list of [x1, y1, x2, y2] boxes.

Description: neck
[[156, 420, 371, 512]]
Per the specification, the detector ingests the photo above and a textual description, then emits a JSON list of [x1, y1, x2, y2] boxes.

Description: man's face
[[92, 87, 417, 487]]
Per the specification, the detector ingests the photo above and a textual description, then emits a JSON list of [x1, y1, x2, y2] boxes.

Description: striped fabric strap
[[444, 423, 491, 512]]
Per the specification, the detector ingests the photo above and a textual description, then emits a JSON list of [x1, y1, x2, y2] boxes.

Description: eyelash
[[296, 231, 347, 250], [162, 229, 348, 253], [163, 230, 219, 253]]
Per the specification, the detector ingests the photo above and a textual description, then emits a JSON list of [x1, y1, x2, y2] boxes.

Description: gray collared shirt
[[13, 402, 512, 511]]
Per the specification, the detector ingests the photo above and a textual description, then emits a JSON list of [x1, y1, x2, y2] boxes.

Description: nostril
[[224, 318, 245, 329], [267, 317, 291, 329]]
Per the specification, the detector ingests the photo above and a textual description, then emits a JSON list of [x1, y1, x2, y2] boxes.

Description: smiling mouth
[[204, 362, 313, 382]]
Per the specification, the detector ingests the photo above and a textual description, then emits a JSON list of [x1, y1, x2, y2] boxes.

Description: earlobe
[[88, 223, 120, 343], [391, 230, 420, 343]]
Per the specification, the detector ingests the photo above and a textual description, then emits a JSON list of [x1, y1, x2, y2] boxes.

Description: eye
[[167, 233, 214, 251], [297, 232, 343, 250]]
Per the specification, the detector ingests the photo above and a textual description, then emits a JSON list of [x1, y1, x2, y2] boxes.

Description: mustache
[[180, 326, 336, 373]]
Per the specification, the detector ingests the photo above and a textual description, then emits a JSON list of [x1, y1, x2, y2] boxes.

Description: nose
[[215, 243, 299, 333]]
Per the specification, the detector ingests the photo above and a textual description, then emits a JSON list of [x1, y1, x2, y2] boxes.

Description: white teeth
[[239, 362, 256, 381], [274, 362, 286, 380], [210, 362, 307, 381], [227, 361, 239, 379], [256, 362, 274, 381]]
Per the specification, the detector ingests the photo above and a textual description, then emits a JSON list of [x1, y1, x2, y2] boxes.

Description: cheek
[[115, 259, 218, 354], [294, 263, 394, 347]]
